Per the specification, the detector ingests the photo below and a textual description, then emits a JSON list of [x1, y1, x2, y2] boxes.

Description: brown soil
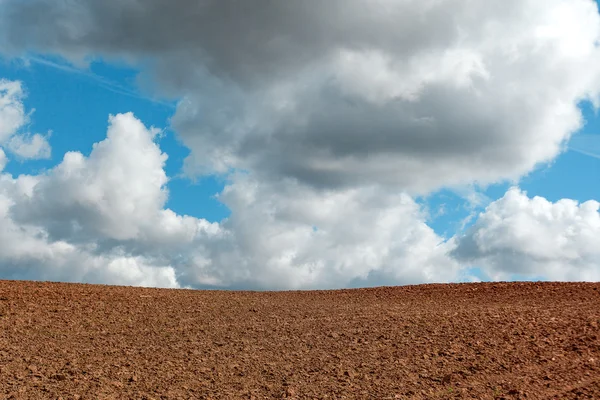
[[0, 280, 599, 399]]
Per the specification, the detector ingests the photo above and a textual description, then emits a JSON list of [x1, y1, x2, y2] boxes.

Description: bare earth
[[0, 281, 599, 399]]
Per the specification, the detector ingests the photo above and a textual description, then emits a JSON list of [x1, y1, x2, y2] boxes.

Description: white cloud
[[452, 188, 600, 281], [0, 225, 180, 288], [0, 79, 52, 160], [0, 176, 178, 287], [178, 175, 462, 289], [0, 112, 462, 289], [0, 112, 190, 287], [7, 132, 51, 159], [0, 79, 26, 143], [12, 113, 171, 241], [0, 148, 6, 172]]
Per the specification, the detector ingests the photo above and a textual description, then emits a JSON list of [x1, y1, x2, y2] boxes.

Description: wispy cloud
[[26, 56, 176, 109], [450, 185, 493, 210]]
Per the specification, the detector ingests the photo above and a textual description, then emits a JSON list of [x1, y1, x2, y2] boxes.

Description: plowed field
[[0, 280, 599, 399]]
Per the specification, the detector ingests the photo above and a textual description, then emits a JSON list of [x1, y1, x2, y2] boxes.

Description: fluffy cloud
[[1, 0, 599, 192], [452, 188, 600, 281], [5, 112, 222, 252], [0, 79, 51, 159], [0, 79, 26, 143], [7, 133, 51, 159], [0, 111, 193, 287], [11, 113, 171, 242], [0, 111, 461, 289], [182, 176, 462, 289], [0, 148, 6, 172], [0, 183, 179, 288]]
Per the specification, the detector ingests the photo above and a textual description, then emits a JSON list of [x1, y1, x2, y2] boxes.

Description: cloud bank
[[453, 188, 600, 282], [0, 111, 462, 289], [2, 0, 599, 191]]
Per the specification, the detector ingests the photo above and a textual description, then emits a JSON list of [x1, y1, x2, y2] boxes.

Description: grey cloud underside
[[2, 0, 467, 84], [2, 0, 599, 192], [233, 86, 547, 189]]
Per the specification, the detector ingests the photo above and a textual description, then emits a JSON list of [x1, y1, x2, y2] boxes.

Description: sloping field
[[0, 280, 598, 399]]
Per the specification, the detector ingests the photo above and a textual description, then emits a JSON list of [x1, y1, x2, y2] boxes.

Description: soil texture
[[0, 280, 599, 399]]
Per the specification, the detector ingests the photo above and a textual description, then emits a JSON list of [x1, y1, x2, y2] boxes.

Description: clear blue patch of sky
[[0, 55, 229, 223]]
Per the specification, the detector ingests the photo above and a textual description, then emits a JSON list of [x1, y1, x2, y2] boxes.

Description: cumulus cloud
[[0, 79, 26, 143], [183, 176, 462, 289], [0, 179, 179, 288], [0, 112, 461, 289], [0, 112, 194, 287], [12, 113, 171, 242], [1, 0, 599, 192], [0, 79, 52, 159], [0, 148, 6, 172], [452, 188, 600, 281], [7, 133, 51, 159]]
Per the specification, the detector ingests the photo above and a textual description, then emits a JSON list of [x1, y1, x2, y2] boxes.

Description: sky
[[0, 0, 599, 290]]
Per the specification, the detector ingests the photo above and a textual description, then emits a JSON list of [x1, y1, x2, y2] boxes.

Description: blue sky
[[0, 0, 599, 289]]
